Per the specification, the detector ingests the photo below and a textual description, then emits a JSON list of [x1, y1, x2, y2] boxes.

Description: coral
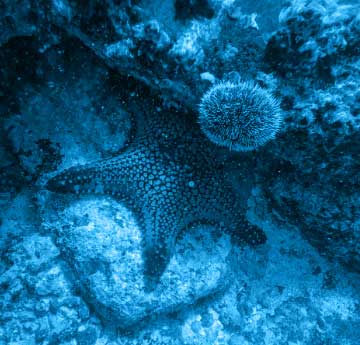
[[265, 0, 360, 83], [0, 235, 97, 344], [198, 81, 282, 151], [258, 0, 360, 272]]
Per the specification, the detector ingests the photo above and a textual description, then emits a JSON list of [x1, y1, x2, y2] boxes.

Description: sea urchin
[[198, 81, 282, 151]]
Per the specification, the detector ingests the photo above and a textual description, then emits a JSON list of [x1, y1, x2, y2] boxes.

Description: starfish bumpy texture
[[46, 96, 266, 283]]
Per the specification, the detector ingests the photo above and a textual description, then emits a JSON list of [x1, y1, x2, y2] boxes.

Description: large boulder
[[42, 196, 232, 328]]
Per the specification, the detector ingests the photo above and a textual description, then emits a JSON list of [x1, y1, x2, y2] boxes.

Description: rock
[[7, 231, 60, 270], [200, 72, 216, 83], [1, 39, 131, 178], [0, 191, 39, 249], [76, 324, 99, 345], [265, 0, 360, 82], [35, 266, 68, 296], [0, 235, 96, 344], [209, 204, 360, 345], [181, 308, 228, 345], [46, 197, 232, 328], [256, 0, 360, 272], [0, 0, 44, 47], [1, 0, 267, 112], [104, 39, 134, 59]]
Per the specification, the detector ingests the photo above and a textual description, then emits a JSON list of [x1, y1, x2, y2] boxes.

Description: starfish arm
[[209, 199, 266, 246], [230, 212, 267, 246], [141, 202, 179, 286], [184, 175, 267, 247], [209, 194, 267, 246], [45, 154, 138, 197]]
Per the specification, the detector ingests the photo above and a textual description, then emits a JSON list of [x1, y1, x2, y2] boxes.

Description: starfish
[[45, 85, 266, 285]]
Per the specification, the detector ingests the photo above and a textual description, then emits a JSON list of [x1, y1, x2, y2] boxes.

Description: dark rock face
[[174, 0, 215, 20], [1, 0, 360, 344], [264, 0, 360, 81], [260, 0, 360, 272], [0, 0, 44, 46], [0, 0, 266, 111]]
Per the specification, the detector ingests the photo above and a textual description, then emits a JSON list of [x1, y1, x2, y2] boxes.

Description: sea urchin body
[[199, 81, 282, 151]]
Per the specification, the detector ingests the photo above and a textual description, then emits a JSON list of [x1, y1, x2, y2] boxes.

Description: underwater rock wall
[[260, 0, 360, 272], [1, 0, 360, 344]]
